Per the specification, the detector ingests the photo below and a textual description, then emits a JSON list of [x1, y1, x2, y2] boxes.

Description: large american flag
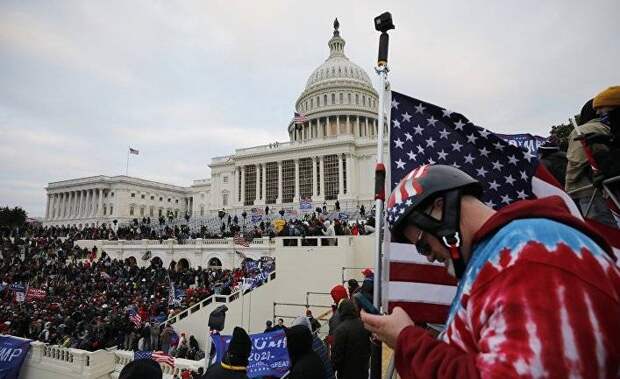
[[385, 91, 585, 324], [134, 350, 175, 367]]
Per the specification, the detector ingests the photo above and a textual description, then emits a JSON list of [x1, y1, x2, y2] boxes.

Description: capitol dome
[[289, 19, 380, 143]]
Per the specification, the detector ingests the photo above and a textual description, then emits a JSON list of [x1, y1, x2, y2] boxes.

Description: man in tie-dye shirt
[[362, 165, 620, 378]]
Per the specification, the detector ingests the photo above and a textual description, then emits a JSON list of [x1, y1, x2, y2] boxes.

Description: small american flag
[[233, 233, 250, 247], [134, 350, 175, 367], [385, 91, 586, 324], [293, 112, 307, 124], [129, 147, 139, 155], [128, 309, 142, 327]]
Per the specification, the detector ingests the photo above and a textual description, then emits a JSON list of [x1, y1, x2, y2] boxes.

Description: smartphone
[[353, 293, 380, 315]]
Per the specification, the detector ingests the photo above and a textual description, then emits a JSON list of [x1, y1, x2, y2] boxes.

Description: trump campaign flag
[[0, 336, 31, 379], [384, 91, 616, 324], [212, 330, 290, 378]]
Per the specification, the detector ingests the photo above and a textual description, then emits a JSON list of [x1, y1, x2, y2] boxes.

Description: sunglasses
[[413, 204, 434, 256]]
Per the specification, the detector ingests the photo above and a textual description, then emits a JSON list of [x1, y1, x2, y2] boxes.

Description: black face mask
[[608, 108, 620, 129], [416, 240, 432, 257]]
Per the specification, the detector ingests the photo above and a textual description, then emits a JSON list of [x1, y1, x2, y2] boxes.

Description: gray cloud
[[1, 0, 619, 217]]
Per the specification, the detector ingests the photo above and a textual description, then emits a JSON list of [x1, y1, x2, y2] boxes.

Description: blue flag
[[0, 336, 31, 379], [212, 330, 289, 378]]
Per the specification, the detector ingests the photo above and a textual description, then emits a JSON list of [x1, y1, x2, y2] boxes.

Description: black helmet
[[386, 165, 483, 278]]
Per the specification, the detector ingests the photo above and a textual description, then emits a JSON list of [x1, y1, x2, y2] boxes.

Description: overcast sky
[[1, 0, 618, 217]]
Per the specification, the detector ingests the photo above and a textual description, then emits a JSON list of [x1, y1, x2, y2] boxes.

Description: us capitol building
[[43, 20, 388, 227]]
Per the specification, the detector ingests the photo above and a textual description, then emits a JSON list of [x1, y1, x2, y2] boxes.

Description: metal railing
[[162, 271, 277, 326], [341, 266, 368, 284]]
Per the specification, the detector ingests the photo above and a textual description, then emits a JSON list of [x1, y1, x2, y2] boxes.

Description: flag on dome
[[385, 90, 584, 324], [293, 112, 307, 124], [129, 147, 139, 155], [134, 350, 175, 367]]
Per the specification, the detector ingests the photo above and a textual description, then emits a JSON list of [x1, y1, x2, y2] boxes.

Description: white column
[[45, 195, 51, 220], [255, 164, 260, 204], [336, 115, 340, 135], [261, 164, 267, 201], [83, 190, 89, 217], [346, 115, 350, 135], [365, 117, 369, 138], [97, 189, 104, 217], [67, 192, 72, 219], [294, 159, 300, 202], [338, 154, 344, 198], [346, 154, 353, 197], [319, 156, 325, 199], [240, 166, 246, 206], [75, 191, 81, 218], [233, 167, 239, 204], [76, 191, 83, 218], [83, 189, 93, 218], [57, 193, 63, 219], [312, 157, 318, 200], [88, 190, 94, 217], [50, 194, 56, 220], [277, 161, 283, 204], [54, 194, 60, 220], [356, 116, 360, 137]]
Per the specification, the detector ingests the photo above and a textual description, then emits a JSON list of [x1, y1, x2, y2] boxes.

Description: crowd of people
[[0, 230, 275, 359], [5, 203, 375, 245]]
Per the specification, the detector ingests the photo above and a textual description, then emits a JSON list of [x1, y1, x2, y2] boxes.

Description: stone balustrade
[[4, 335, 204, 379]]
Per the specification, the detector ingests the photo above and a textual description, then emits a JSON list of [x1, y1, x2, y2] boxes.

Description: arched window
[[355, 94, 359, 105], [310, 98, 314, 108], [331, 93, 335, 104], [222, 192, 229, 206], [200, 206, 204, 216], [348, 93, 352, 103], [323, 94, 327, 105], [339, 93, 343, 103], [363, 96, 366, 106], [129, 206, 135, 216], [316, 96, 320, 106]]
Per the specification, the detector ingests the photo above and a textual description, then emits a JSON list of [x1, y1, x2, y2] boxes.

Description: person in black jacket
[[538, 139, 567, 188], [286, 324, 326, 379], [331, 299, 370, 379]]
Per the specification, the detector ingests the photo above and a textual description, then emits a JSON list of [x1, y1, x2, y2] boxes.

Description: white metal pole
[[373, 66, 388, 313], [126, 148, 130, 176]]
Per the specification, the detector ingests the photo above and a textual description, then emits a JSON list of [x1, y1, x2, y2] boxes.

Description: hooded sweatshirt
[[292, 316, 335, 379], [286, 325, 326, 379], [395, 196, 620, 379]]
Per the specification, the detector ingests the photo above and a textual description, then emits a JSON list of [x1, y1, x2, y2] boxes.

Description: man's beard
[[444, 258, 456, 278]]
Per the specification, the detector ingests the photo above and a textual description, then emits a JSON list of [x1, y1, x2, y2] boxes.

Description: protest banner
[[212, 330, 289, 378], [0, 336, 31, 379], [496, 133, 546, 153]]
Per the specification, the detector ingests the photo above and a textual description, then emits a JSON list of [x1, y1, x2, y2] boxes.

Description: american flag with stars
[[384, 90, 584, 324], [128, 309, 142, 328], [134, 350, 175, 367]]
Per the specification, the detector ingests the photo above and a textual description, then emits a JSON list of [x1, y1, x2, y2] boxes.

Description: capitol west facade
[[43, 21, 388, 227]]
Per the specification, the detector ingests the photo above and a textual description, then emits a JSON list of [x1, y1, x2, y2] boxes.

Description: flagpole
[[371, 11, 394, 379], [126, 147, 130, 176]]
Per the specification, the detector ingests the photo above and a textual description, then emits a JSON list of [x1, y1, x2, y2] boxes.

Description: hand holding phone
[[353, 293, 380, 315]]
